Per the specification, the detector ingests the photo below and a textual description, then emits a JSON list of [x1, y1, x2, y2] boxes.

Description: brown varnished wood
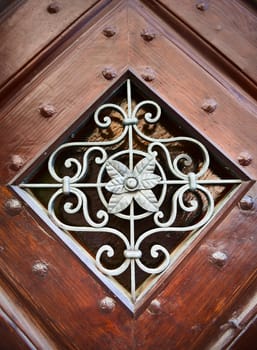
[[157, 0, 257, 87], [1, 0, 257, 186], [0, 0, 128, 184], [0, 0, 102, 89], [195, 271, 257, 349], [0, 186, 133, 349], [128, 1, 257, 180], [0, 281, 58, 350], [229, 316, 257, 350], [0, 310, 31, 350], [135, 184, 257, 349], [141, 0, 257, 107], [0, 0, 112, 107], [0, 0, 257, 348]]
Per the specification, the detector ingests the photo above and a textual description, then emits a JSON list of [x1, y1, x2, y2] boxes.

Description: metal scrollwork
[[19, 79, 241, 303]]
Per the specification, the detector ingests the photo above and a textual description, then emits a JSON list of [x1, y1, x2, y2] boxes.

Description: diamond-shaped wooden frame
[[1, 1, 256, 349]]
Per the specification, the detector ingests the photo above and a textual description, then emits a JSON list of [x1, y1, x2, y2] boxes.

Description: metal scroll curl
[[19, 79, 241, 303]]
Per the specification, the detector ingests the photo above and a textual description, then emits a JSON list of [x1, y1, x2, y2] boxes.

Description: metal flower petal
[[134, 156, 156, 177], [134, 189, 159, 212], [106, 176, 126, 194], [138, 174, 161, 189], [105, 156, 162, 213], [108, 193, 133, 214], [106, 160, 130, 179]]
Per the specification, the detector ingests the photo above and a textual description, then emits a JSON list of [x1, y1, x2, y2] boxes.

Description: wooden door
[[0, 1, 256, 349]]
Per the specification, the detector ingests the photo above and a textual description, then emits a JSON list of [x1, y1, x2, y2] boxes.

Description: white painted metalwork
[[19, 79, 241, 303]]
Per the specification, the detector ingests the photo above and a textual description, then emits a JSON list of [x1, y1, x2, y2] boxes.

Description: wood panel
[[128, 1, 257, 181], [0, 186, 133, 349], [135, 183, 257, 349], [0, 0, 257, 348], [0, 0, 128, 184], [229, 316, 257, 350], [0, 0, 103, 89], [157, 0, 257, 86], [0, 310, 31, 350], [141, 0, 257, 105], [0, 281, 58, 350]]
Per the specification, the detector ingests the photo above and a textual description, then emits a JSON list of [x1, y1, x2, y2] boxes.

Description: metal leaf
[[134, 189, 159, 212], [134, 156, 155, 176], [107, 193, 133, 214], [139, 174, 161, 189], [106, 160, 129, 179], [106, 177, 125, 194]]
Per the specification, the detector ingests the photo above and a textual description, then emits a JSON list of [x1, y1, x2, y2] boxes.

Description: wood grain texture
[[141, 0, 257, 106], [128, 0, 257, 181], [0, 0, 257, 348], [0, 0, 128, 184], [158, 0, 257, 86], [135, 184, 257, 349], [202, 275, 257, 350], [0, 186, 133, 350], [0, 0, 101, 88], [0, 282, 58, 350], [0, 310, 31, 350], [229, 316, 257, 350]]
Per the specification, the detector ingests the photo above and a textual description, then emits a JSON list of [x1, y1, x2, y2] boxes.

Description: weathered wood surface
[[0, 0, 257, 349], [0, 0, 128, 184], [0, 186, 133, 350], [0, 310, 31, 350], [0, 0, 104, 89], [157, 0, 257, 86]]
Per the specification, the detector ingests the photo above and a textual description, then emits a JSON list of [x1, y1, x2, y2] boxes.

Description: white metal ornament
[[19, 79, 241, 303]]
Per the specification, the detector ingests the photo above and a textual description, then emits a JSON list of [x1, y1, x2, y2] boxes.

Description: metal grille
[[18, 79, 241, 305]]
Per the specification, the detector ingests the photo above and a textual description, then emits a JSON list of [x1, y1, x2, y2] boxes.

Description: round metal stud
[[5, 198, 22, 216], [201, 98, 217, 113], [102, 67, 117, 80], [141, 67, 155, 82], [141, 29, 156, 42], [237, 152, 252, 166], [39, 103, 57, 118], [102, 26, 116, 37], [196, 1, 209, 11], [47, 2, 60, 14], [147, 299, 161, 315], [238, 195, 255, 211], [210, 251, 228, 267], [99, 296, 116, 313], [10, 154, 25, 171], [32, 261, 49, 277]]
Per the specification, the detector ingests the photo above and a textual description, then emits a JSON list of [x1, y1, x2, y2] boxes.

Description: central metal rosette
[[104, 155, 162, 214]]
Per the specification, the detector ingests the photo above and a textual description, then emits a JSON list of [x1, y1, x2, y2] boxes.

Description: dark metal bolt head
[[148, 299, 161, 315], [10, 155, 25, 171], [47, 2, 60, 14], [102, 26, 116, 37], [210, 251, 228, 267], [5, 198, 22, 216], [32, 261, 48, 278], [237, 152, 252, 166], [141, 29, 156, 42], [196, 1, 209, 11], [39, 103, 57, 118], [239, 195, 255, 211], [102, 67, 117, 80], [201, 98, 217, 113], [141, 67, 155, 82], [99, 297, 116, 313]]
